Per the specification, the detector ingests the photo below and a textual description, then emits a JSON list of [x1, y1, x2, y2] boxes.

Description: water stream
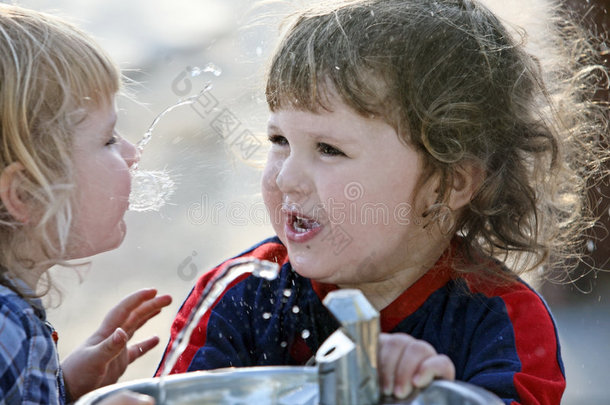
[[128, 64, 220, 212], [157, 258, 280, 403]]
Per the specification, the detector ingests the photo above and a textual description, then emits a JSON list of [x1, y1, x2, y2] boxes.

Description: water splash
[[189, 62, 222, 78], [128, 170, 175, 212], [128, 83, 213, 212]]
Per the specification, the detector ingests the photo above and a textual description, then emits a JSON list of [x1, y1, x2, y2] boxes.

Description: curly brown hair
[[265, 0, 609, 281]]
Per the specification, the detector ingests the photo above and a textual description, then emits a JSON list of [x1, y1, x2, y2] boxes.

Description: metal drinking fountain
[[77, 289, 503, 405]]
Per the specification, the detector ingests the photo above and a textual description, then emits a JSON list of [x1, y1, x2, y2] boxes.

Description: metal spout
[[318, 289, 380, 405]]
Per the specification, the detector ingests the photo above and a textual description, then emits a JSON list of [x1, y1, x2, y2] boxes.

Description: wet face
[[67, 100, 138, 259], [262, 95, 445, 295]]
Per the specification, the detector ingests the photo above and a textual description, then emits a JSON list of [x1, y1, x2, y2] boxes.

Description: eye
[[268, 134, 288, 146], [106, 131, 119, 146], [317, 142, 346, 157]]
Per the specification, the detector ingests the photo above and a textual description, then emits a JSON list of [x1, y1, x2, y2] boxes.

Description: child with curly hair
[[159, 1, 608, 403]]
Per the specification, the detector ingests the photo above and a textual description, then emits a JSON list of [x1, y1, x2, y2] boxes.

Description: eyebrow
[[267, 123, 281, 133], [267, 123, 357, 145]]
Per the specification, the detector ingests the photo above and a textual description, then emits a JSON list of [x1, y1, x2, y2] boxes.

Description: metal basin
[[75, 366, 503, 405]]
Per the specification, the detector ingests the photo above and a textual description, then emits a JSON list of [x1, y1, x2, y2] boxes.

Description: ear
[[447, 160, 484, 211], [0, 162, 30, 223]]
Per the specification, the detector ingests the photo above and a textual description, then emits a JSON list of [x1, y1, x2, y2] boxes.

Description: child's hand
[[378, 332, 455, 399], [61, 288, 172, 400]]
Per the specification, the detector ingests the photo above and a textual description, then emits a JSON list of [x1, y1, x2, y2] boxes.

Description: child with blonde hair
[[0, 5, 171, 404], [159, 0, 608, 404]]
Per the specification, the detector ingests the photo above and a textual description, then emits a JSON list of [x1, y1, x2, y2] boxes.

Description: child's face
[[68, 100, 138, 259], [262, 95, 443, 289]]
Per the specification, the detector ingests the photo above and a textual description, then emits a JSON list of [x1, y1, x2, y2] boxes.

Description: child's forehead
[[267, 103, 402, 145], [70, 95, 117, 126]]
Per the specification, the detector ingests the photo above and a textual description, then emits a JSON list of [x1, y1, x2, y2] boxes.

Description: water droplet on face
[[292, 305, 300, 313], [262, 312, 272, 320], [301, 329, 310, 339], [283, 289, 292, 297]]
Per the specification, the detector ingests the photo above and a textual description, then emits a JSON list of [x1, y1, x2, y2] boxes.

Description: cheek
[[261, 159, 282, 221], [261, 156, 283, 197]]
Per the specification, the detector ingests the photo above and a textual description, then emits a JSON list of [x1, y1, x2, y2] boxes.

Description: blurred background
[[3, 0, 608, 404]]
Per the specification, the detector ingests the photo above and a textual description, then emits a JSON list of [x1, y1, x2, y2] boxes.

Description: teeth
[[293, 215, 320, 233], [294, 216, 306, 233]]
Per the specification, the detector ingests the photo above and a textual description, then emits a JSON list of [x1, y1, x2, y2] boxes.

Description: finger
[[91, 327, 129, 364], [393, 339, 437, 399], [98, 289, 159, 336], [127, 336, 161, 364], [413, 355, 456, 388], [378, 333, 403, 396], [121, 295, 172, 337]]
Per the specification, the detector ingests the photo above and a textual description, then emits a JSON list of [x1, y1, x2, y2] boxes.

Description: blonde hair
[[0, 5, 120, 293], [266, 0, 609, 281]]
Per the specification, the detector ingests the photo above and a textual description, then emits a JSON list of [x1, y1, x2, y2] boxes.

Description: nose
[[275, 153, 311, 196], [121, 137, 140, 168]]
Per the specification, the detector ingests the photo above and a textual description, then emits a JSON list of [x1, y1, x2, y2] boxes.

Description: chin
[[288, 254, 330, 281], [68, 226, 127, 259]]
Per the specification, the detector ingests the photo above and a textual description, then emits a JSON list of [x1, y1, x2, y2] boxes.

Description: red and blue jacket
[[157, 237, 565, 405]]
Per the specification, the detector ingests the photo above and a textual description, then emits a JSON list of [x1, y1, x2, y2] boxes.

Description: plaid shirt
[[0, 281, 66, 404]]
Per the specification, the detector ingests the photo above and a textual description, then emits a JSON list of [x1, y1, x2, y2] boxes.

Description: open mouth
[[292, 213, 321, 233], [283, 207, 323, 242]]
